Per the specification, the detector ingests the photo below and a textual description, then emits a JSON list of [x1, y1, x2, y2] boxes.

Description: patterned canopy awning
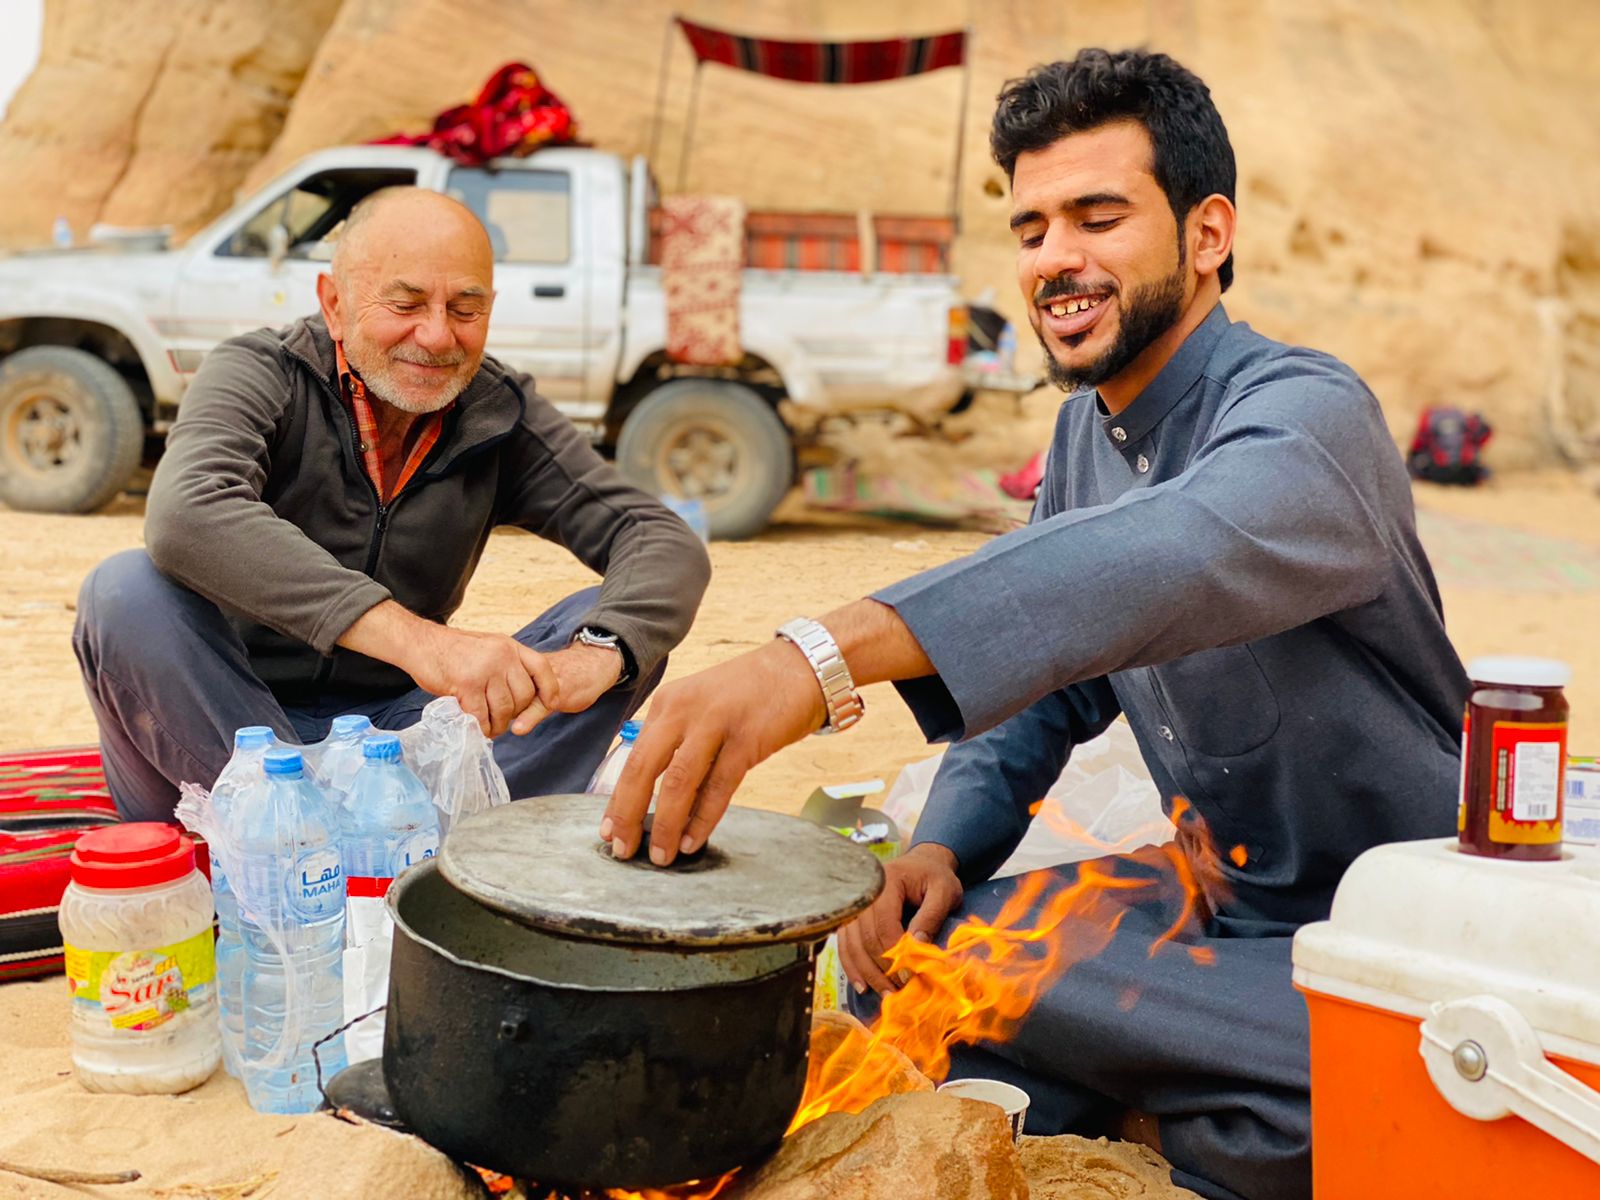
[[676, 17, 966, 85]]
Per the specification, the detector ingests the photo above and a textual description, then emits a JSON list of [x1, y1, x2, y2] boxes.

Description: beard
[[1036, 262, 1187, 393], [346, 339, 474, 414]]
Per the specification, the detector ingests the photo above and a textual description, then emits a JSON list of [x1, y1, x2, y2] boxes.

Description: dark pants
[[72, 550, 663, 821], [848, 852, 1311, 1200]]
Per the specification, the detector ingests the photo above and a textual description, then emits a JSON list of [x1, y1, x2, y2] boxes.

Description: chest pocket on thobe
[[1152, 644, 1282, 758]]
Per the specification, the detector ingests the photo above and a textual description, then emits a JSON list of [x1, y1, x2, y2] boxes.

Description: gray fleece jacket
[[145, 315, 710, 702]]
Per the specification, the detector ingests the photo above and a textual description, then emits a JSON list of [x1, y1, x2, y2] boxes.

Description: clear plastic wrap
[[397, 696, 512, 836]]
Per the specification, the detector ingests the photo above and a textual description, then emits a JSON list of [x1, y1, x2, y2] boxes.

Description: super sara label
[[65, 929, 215, 1032]]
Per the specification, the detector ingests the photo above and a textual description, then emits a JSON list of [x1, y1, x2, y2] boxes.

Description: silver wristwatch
[[574, 625, 633, 686], [775, 618, 864, 735]]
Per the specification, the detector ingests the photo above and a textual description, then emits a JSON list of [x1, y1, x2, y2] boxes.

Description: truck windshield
[[220, 168, 417, 259]]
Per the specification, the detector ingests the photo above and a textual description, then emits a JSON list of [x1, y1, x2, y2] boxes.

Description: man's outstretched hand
[[837, 843, 963, 994], [600, 637, 827, 866]]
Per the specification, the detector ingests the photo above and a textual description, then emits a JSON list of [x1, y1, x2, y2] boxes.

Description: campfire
[[532, 800, 1230, 1200]]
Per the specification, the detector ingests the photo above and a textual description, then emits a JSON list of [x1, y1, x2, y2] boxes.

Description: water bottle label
[[291, 847, 345, 918], [65, 930, 216, 1032], [397, 830, 439, 871]]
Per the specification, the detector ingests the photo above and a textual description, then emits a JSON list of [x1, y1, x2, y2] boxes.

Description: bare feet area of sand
[[1, 465, 1597, 1199]]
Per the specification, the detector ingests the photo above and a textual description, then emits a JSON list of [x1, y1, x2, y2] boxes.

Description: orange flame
[[548, 800, 1229, 1200], [598, 1174, 738, 1200], [790, 797, 1228, 1132]]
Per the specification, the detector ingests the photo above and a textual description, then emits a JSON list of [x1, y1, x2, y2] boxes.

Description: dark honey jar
[[1458, 656, 1570, 860]]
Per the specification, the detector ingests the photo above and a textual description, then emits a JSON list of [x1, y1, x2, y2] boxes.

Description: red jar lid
[[71, 823, 196, 890]]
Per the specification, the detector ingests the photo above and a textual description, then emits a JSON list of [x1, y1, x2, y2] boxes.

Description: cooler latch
[[1419, 994, 1600, 1164]]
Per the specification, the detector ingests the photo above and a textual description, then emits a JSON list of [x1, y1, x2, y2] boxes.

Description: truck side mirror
[[267, 223, 290, 269]]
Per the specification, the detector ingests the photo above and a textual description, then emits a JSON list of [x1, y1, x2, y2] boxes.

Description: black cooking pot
[[380, 794, 883, 1191]]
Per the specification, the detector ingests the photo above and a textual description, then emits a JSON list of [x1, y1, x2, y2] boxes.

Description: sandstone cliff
[[0, 0, 340, 247], [1, 0, 1597, 465]]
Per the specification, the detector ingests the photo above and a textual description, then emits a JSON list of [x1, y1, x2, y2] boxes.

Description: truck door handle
[[532, 285, 565, 299]]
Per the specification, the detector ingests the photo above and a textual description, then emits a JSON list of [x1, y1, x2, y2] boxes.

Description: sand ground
[[1, 464, 1598, 1199], [3, 468, 1598, 793]]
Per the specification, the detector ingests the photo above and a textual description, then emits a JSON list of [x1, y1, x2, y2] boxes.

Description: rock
[[803, 1009, 933, 1109], [4, 0, 1600, 461], [0, 0, 339, 248], [1019, 1134, 1203, 1199], [728, 1090, 1029, 1200]]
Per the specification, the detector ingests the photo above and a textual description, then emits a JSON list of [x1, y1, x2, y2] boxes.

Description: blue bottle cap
[[263, 748, 304, 776], [233, 726, 277, 751], [330, 714, 374, 738], [620, 720, 642, 743], [363, 733, 402, 762]]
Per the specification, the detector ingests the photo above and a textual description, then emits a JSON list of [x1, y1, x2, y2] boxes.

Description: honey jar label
[[1486, 720, 1567, 845], [64, 929, 215, 1033]]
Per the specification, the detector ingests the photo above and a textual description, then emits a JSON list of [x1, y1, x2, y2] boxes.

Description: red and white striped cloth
[[677, 19, 966, 85], [0, 746, 120, 982], [659, 195, 746, 366]]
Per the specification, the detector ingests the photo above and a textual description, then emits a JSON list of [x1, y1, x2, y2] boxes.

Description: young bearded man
[[597, 50, 1467, 1200]]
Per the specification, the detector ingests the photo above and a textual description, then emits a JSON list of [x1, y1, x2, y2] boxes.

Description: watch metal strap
[[775, 618, 864, 735], [575, 626, 633, 686]]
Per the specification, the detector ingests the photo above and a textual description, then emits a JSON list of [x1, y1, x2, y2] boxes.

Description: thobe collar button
[[1136, 454, 1151, 474], [1112, 426, 1128, 443]]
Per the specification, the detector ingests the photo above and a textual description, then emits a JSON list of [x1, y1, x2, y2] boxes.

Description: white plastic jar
[[60, 823, 221, 1093]]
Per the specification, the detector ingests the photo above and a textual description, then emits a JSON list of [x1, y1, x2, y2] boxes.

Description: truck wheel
[[615, 379, 793, 540], [0, 346, 145, 513]]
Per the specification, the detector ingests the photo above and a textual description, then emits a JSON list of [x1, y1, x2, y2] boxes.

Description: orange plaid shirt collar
[[333, 341, 452, 504]]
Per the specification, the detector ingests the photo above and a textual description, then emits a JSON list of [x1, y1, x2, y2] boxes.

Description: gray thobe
[[861, 304, 1469, 1200]]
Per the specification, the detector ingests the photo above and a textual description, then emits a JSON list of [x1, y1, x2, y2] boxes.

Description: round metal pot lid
[[438, 794, 885, 948]]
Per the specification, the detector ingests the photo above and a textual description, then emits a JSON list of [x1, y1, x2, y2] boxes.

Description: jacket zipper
[[316, 413, 393, 691], [285, 343, 521, 688]]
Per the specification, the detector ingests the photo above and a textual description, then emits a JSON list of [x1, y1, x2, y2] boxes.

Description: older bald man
[[73, 187, 711, 820]]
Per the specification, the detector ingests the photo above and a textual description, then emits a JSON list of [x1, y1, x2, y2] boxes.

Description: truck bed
[[646, 209, 955, 274]]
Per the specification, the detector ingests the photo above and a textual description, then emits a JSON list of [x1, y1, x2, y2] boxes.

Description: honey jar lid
[[1467, 656, 1572, 689]]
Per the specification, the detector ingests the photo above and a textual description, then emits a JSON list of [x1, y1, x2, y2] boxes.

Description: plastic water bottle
[[340, 734, 440, 887], [52, 215, 72, 249], [998, 321, 1018, 374], [315, 714, 374, 803], [236, 747, 346, 1114], [661, 494, 711, 542], [208, 725, 277, 1078], [587, 720, 642, 796]]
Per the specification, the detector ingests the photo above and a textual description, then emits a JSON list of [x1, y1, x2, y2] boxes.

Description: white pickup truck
[[0, 143, 1001, 537]]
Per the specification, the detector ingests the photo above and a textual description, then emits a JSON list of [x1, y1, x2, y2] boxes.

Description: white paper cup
[[936, 1077, 1031, 1141]]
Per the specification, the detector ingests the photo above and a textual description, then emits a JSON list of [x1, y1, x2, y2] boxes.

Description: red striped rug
[[0, 746, 116, 981]]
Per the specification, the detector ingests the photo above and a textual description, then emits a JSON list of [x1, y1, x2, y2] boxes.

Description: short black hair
[[991, 49, 1236, 291]]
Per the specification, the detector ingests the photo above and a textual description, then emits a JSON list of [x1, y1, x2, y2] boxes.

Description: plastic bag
[[878, 720, 1174, 878], [397, 695, 511, 837], [175, 781, 306, 1076], [343, 696, 510, 1064]]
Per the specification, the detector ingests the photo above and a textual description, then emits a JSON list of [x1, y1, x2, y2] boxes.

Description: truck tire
[[0, 346, 145, 513], [615, 379, 794, 540]]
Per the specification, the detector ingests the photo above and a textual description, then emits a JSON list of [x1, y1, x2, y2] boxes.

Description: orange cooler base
[[1302, 987, 1600, 1198]]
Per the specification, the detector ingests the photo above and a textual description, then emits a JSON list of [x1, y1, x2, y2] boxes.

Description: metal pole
[[647, 14, 677, 171], [948, 26, 974, 230], [677, 60, 703, 193]]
